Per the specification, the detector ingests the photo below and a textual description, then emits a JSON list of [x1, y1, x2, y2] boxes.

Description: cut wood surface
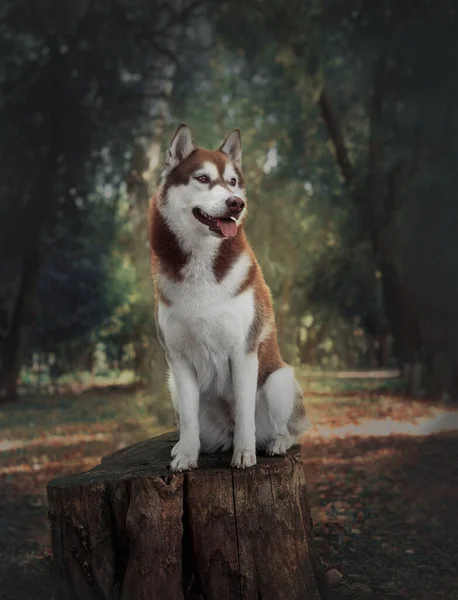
[[47, 431, 330, 600]]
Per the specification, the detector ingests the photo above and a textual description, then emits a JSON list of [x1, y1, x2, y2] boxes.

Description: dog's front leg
[[231, 351, 258, 468], [168, 352, 200, 472]]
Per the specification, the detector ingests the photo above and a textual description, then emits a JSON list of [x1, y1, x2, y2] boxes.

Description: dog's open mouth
[[192, 208, 238, 238]]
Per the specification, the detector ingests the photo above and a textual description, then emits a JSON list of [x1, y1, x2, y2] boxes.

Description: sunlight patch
[[312, 411, 458, 439], [0, 432, 109, 453]]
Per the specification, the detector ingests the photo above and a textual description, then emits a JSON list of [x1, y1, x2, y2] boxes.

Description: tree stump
[[47, 432, 330, 600]]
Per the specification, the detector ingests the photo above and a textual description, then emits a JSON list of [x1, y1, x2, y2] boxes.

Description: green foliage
[[170, 44, 383, 366], [211, 0, 458, 392], [32, 191, 118, 350], [0, 0, 207, 389], [2, 0, 458, 395]]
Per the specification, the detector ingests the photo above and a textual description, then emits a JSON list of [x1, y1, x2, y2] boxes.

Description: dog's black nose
[[226, 196, 245, 214]]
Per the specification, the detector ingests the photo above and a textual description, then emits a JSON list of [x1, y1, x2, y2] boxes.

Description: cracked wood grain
[[47, 431, 327, 600]]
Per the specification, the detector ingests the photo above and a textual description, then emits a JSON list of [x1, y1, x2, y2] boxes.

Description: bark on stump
[[47, 432, 329, 600]]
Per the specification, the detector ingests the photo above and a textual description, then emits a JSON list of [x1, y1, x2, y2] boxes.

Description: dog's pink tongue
[[217, 218, 237, 237]]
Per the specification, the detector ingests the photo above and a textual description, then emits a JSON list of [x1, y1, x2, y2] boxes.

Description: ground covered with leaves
[[0, 370, 457, 599]]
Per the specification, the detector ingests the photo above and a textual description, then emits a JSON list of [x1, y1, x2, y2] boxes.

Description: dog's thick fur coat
[[149, 124, 308, 471]]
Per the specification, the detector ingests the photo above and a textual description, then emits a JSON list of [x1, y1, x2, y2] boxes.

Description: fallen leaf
[[384, 582, 397, 589], [351, 527, 361, 534], [327, 569, 344, 585]]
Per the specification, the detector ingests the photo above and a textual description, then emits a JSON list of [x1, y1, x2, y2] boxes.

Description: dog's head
[[159, 124, 246, 239]]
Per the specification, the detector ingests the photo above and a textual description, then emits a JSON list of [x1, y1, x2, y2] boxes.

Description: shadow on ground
[[303, 432, 458, 599], [0, 494, 53, 600]]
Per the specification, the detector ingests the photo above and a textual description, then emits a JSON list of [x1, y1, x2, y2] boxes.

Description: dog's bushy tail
[[287, 380, 310, 438]]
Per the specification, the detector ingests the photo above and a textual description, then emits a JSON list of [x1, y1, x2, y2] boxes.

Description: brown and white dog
[[149, 124, 308, 471]]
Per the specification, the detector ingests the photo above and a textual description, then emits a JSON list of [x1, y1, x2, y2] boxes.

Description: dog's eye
[[195, 175, 209, 183], [230, 178, 237, 186]]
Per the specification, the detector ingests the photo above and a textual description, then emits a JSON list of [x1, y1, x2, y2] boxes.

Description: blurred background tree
[[1, 0, 457, 404]]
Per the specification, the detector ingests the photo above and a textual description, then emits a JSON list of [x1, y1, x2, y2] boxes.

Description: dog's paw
[[266, 436, 289, 456], [171, 441, 180, 458], [170, 451, 198, 472], [231, 449, 257, 469]]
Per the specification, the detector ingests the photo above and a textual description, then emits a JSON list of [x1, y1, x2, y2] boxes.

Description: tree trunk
[[374, 332, 390, 368], [47, 431, 330, 600], [0, 254, 40, 401], [299, 324, 327, 365], [0, 308, 8, 369], [318, 79, 423, 383], [376, 258, 422, 369], [276, 267, 295, 356], [125, 65, 175, 385]]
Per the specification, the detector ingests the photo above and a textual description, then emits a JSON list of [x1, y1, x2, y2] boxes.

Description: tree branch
[[110, 0, 205, 64], [318, 87, 356, 185]]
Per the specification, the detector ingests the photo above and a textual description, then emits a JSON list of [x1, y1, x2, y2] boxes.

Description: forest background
[[3, 0, 457, 407]]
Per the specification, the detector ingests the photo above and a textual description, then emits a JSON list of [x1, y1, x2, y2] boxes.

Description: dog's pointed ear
[[165, 123, 195, 171], [219, 129, 242, 168]]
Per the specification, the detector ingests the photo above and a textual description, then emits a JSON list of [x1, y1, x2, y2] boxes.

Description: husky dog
[[149, 124, 308, 471]]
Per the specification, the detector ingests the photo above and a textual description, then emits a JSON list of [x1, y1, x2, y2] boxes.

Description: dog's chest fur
[[157, 243, 254, 398]]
